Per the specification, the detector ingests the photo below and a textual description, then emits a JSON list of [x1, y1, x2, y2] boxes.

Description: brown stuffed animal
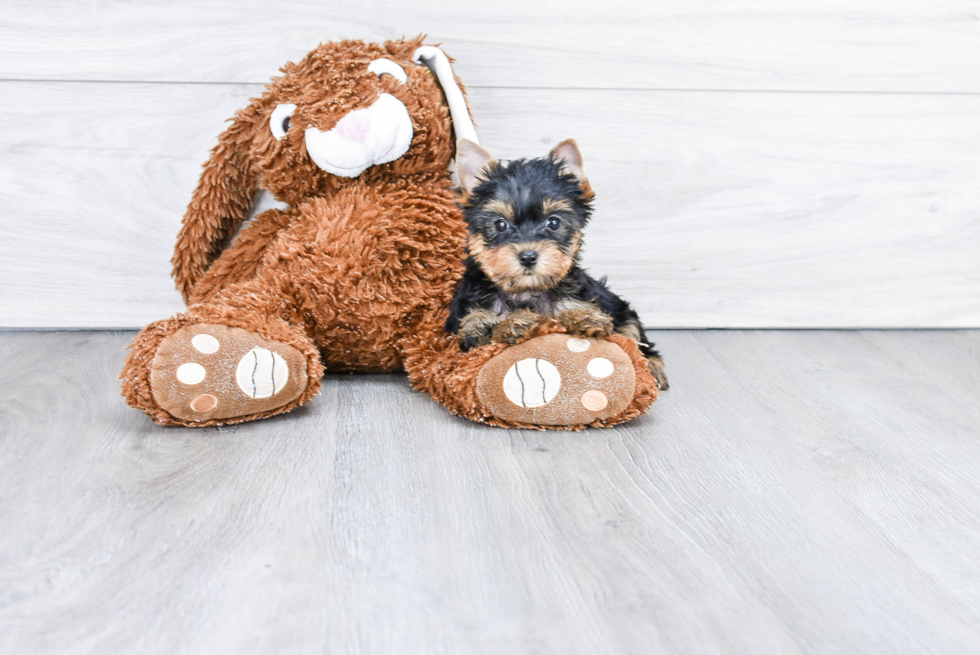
[[121, 37, 658, 429]]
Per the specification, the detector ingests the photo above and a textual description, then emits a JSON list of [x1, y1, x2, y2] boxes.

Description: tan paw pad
[[477, 333, 636, 426], [190, 394, 218, 412], [150, 324, 308, 422], [581, 390, 609, 412]]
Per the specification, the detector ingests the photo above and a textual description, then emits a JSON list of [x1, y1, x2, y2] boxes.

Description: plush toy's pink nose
[[333, 110, 371, 143]]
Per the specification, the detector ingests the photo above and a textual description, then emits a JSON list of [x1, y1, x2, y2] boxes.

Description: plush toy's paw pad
[[150, 324, 308, 422], [477, 334, 636, 426]]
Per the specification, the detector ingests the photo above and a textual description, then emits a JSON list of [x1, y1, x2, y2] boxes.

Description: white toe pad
[[236, 347, 289, 399], [502, 358, 561, 408]]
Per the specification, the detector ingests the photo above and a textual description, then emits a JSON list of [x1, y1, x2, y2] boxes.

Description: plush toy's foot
[[476, 333, 637, 426], [148, 323, 309, 423]]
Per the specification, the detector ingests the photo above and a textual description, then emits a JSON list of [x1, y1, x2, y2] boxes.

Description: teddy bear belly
[[302, 293, 447, 373], [312, 321, 406, 372], [190, 184, 466, 372]]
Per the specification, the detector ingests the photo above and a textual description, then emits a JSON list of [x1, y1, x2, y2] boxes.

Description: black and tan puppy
[[445, 139, 668, 390]]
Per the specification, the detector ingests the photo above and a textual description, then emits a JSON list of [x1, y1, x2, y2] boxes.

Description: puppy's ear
[[456, 138, 495, 194], [549, 139, 587, 184]]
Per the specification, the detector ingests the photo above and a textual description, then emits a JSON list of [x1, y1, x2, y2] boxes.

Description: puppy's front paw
[[557, 307, 614, 338], [458, 308, 500, 351], [459, 333, 488, 352], [491, 309, 542, 345]]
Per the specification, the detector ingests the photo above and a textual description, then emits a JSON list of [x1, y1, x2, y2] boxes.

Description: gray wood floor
[[2, 330, 980, 654]]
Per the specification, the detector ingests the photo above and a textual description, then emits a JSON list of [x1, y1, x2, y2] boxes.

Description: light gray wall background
[[1, 0, 978, 329]]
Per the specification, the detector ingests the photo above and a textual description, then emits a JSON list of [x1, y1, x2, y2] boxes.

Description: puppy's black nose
[[519, 250, 538, 268]]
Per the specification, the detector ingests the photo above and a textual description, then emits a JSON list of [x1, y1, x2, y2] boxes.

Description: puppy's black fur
[[445, 144, 668, 389]]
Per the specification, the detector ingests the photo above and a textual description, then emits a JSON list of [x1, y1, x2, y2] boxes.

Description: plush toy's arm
[[171, 114, 258, 303]]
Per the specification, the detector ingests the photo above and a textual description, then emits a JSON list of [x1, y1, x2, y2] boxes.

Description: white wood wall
[[1, 0, 978, 328]]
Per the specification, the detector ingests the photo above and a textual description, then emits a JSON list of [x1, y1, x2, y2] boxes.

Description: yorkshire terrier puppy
[[445, 139, 669, 390]]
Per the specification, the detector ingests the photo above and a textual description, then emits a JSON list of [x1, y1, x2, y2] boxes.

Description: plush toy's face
[[246, 38, 465, 205]]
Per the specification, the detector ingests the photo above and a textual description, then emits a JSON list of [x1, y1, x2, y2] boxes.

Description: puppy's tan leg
[[614, 322, 643, 343], [614, 321, 669, 390], [648, 356, 670, 390]]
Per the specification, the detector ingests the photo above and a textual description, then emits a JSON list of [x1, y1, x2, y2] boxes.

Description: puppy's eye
[[494, 219, 510, 233], [270, 103, 297, 141], [368, 58, 408, 84], [546, 216, 561, 230]]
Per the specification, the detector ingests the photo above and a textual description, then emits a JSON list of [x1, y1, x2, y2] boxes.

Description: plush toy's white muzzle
[[304, 93, 413, 178]]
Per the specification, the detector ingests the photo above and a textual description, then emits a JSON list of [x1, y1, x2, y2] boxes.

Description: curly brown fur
[[170, 36, 464, 303]]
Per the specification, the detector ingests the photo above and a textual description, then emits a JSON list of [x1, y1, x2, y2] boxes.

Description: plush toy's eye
[[546, 216, 561, 230], [494, 219, 510, 233], [368, 58, 408, 84], [270, 103, 296, 141]]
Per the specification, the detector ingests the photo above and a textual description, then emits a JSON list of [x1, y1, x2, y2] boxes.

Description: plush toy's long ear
[[413, 46, 480, 146], [171, 114, 258, 303], [456, 139, 495, 194]]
